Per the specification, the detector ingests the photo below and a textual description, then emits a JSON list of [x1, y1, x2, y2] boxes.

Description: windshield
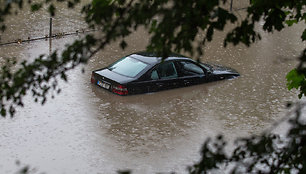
[[108, 56, 148, 77]]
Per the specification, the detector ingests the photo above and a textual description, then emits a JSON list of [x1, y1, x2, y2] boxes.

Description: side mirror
[[206, 70, 212, 76]]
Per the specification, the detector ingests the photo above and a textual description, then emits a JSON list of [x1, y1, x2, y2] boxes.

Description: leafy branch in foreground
[[0, 1, 305, 173]]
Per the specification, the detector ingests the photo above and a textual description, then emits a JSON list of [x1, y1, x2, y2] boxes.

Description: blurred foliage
[[0, 0, 306, 173], [187, 102, 306, 174]]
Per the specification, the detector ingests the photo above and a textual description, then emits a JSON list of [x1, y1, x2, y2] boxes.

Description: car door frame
[[174, 60, 207, 86]]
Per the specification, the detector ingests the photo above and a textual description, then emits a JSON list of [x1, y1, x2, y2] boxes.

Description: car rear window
[[108, 56, 148, 77]]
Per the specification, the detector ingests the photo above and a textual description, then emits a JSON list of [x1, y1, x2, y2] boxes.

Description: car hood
[[208, 63, 240, 76], [95, 68, 134, 84]]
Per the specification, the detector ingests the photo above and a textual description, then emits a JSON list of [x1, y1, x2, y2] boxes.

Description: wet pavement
[[0, 2, 306, 174]]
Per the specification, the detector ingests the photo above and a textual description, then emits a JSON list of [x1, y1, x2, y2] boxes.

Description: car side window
[[150, 61, 178, 80], [179, 61, 204, 76]]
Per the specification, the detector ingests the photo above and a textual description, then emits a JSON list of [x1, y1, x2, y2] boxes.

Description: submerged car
[[91, 52, 239, 95]]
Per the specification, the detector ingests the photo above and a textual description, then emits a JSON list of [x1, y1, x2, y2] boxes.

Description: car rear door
[[134, 61, 180, 93]]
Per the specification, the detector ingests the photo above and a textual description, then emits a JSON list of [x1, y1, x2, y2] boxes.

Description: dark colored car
[[91, 52, 239, 95]]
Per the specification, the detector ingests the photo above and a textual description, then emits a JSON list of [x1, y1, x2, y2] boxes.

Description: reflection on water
[[0, 2, 306, 173], [91, 83, 211, 152]]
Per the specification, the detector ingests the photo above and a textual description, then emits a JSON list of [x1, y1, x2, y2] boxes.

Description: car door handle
[[156, 83, 163, 87], [183, 80, 190, 85]]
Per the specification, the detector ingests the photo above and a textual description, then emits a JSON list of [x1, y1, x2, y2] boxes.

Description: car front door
[[175, 60, 206, 86]]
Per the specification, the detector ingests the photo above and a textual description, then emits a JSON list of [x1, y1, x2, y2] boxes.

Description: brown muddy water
[[0, 2, 306, 174]]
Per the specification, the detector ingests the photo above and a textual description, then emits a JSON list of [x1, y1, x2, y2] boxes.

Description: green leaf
[[61, 72, 67, 81], [120, 40, 127, 50], [1, 25, 6, 32], [117, 0, 125, 5], [1, 108, 6, 117], [68, 1, 74, 8], [31, 3, 42, 12], [206, 26, 214, 41], [286, 69, 305, 90], [285, 19, 297, 26], [48, 4, 56, 16], [302, 29, 306, 41]]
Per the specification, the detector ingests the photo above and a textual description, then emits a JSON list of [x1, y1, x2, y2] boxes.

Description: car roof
[[129, 51, 193, 65]]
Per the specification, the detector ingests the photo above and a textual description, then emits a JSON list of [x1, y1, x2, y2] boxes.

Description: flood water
[[0, 2, 306, 174]]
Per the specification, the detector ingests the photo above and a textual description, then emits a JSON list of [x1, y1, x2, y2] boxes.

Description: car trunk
[[91, 69, 134, 95]]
